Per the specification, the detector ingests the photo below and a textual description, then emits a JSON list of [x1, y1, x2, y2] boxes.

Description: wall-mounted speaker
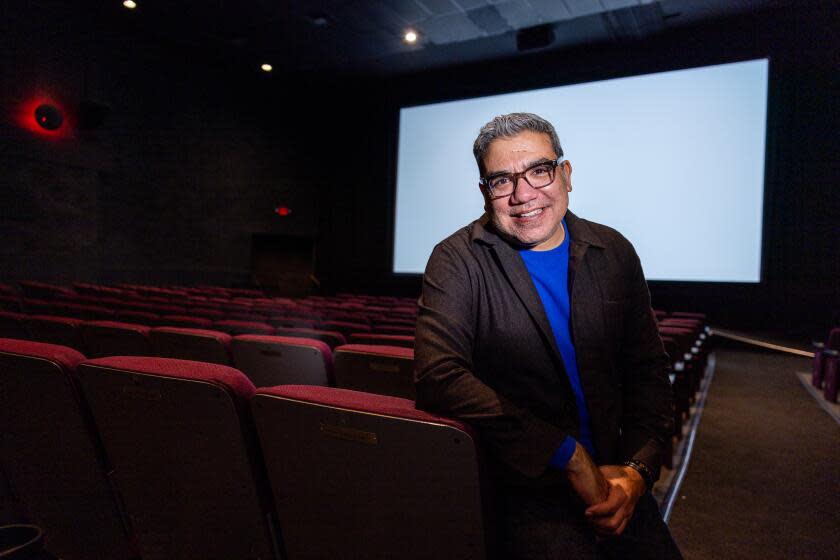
[[516, 24, 555, 52], [34, 104, 63, 130]]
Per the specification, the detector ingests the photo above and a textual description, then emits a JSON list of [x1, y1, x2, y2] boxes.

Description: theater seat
[[333, 344, 415, 399], [232, 335, 333, 388], [149, 327, 232, 365], [81, 321, 153, 358], [75, 357, 279, 560], [212, 320, 275, 336], [25, 315, 85, 352], [813, 327, 840, 389], [319, 320, 371, 340], [0, 311, 29, 340], [113, 310, 159, 326], [270, 327, 346, 350], [157, 315, 213, 329], [0, 294, 22, 313], [0, 339, 135, 560], [822, 349, 839, 403], [349, 333, 414, 349], [251, 385, 490, 560]]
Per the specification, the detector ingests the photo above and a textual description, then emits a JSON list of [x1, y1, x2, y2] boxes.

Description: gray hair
[[472, 112, 564, 177]]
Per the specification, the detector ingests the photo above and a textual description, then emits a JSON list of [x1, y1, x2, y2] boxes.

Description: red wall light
[[35, 104, 63, 130], [16, 96, 73, 139], [274, 206, 291, 217]]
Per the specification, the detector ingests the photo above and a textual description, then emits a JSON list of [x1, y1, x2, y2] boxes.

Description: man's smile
[[511, 207, 546, 220]]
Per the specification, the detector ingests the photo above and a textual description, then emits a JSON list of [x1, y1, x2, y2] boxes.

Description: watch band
[[622, 459, 655, 490]]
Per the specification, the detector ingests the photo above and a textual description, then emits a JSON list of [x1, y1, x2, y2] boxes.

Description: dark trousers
[[500, 488, 683, 560]]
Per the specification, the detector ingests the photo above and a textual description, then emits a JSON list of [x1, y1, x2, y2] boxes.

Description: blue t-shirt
[[519, 219, 596, 468]]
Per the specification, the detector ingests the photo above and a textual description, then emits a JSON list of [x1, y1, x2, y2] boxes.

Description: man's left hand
[[584, 465, 646, 537]]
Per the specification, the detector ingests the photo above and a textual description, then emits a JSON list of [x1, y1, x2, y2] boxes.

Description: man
[[414, 113, 682, 559]]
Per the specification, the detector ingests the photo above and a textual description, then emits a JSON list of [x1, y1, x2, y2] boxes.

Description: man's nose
[[509, 176, 538, 204]]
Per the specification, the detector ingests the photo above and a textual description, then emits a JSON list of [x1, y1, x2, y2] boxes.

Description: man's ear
[[562, 160, 573, 192]]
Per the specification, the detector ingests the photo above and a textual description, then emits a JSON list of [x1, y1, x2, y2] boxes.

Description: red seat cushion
[[256, 384, 470, 434], [335, 344, 413, 359], [81, 356, 255, 399], [152, 326, 232, 342], [235, 334, 332, 359], [0, 338, 85, 369]]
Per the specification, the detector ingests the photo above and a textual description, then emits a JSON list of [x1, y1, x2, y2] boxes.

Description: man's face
[[481, 130, 572, 251]]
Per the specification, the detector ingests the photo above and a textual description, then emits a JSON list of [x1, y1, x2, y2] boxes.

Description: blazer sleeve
[[414, 240, 569, 480], [616, 242, 674, 478]]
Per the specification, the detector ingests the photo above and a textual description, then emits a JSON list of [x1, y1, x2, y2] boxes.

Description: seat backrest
[[657, 326, 695, 354], [658, 318, 702, 332], [75, 357, 278, 560], [81, 321, 153, 358], [158, 314, 213, 329], [319, 320, 371, 339], [270, 327, 346, 350], [0, 339, 134, 560], [25, 315, 85, 352], [251, 385, 488, 560], [113, 310, 159, 326], [374, 325, 416, 336], [0, 294, 22, 313], [213, 320, 275, 336], [269, 316, 317, 329], [21, 299, 53, 315], [333, 344, 415, 399], [189, 307, 226, 320], [54, 302, 115, 321], [828, 327, 840, 350], [669, 311, 707, 321], [0, 312, 29, 340], [349, 333, 414, 349], [149, 327, 232, 365], [231, 335, 332, 388]]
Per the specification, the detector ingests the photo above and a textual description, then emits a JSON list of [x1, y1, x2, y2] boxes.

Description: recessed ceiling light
[[404, 30, 418, 44], [261, 63, 273, 72], [307, 12, 331, 27], [123, 0, 137, 9]]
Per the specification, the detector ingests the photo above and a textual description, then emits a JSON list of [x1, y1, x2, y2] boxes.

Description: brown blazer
[[413, 210, 673, 489]]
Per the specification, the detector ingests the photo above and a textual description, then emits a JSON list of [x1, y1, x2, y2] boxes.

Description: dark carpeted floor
[[667, 348, 840, 559]]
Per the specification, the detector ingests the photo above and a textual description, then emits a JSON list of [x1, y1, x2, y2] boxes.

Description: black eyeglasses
[[480, 158, 564, 200]]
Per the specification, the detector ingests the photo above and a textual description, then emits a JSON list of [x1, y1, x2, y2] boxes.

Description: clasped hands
[[564, 442, 646, 537]]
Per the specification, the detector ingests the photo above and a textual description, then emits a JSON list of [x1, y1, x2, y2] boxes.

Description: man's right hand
[[564, 442, 609, 506]]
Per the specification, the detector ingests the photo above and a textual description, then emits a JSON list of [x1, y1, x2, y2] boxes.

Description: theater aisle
[[667, 348, 840, 559]]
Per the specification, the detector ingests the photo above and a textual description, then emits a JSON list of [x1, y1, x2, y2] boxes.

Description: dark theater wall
[[1, 2, 837, 334], [314, 3, 840, 335], [0, 1, 321, 288]]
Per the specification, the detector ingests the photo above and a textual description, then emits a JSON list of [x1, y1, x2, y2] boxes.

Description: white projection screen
[[393, 58, 769, 282]]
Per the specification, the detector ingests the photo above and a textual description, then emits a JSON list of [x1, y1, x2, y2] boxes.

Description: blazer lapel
[[473, 219, 564, 369], [565, 211, 604, 293], [492, 243, 559, 354]]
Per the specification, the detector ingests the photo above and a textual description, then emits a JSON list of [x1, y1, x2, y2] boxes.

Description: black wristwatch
[[622, 459, 655, 490]]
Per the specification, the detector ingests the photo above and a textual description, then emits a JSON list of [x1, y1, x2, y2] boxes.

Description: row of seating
[[0, 310, 415, 349], [0, 286, 418, 354], [0, 299, 417, 333], [0, 314, 417, 398], [0, 298, 708, 558], [812, 327, 840, 403], [0, 338, 488, 559], [3, 281, 418, 319], [653, 311, 712, 467]]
